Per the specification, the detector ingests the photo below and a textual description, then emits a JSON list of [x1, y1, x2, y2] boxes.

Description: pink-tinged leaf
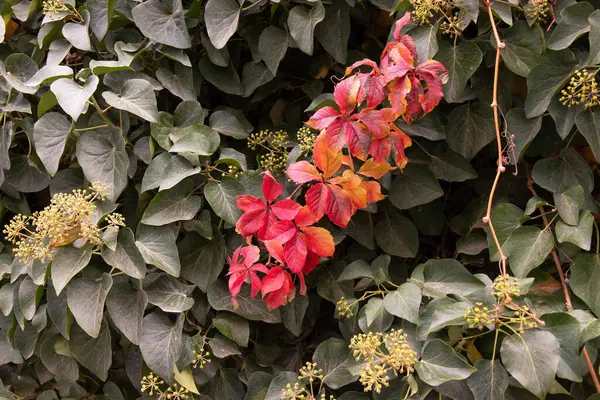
[[257, 211, 278, 242], [341, 155, 355, 169], [235, 209, 268, 237], [250, 272, 262, 297], [235, 195, 266, 212], [345, 59, 379, 76], [362, 180, 386, 203], [265, 240, 285, 264], [368, 137, 391, 164], [393, 12, 418, 59], [404, 77, 425, 124], [302, 226, 335, 257], [344, 120, 371, 160], [382, 57, 412, 85], [416, 60, 448, 114], [271, 199, 302, 220], [358, 159, 394, 179], [387, 76, 412, 119], [303, 251, 321, 275], [294, 205, 320, 228], [263, 268, 295, 310], [264, 220, 297, 244], [325, 119, 346, 152], [287, 161, 321, 184], [390, 125, 412, 169], [305, 183, 331, 220], [240, 245, 260, 266], [357, 74, 386, 110], [262, 171, 283, 203], [356, 109, 389, 139], [326, 184, 354, 228], [228, 273, 246, 303], [261, 267, 286, 296], [283, 234, 308, 274], [307, 106, 341, 130], [334, 75, 361, 116], [313, 133, 342, 178]]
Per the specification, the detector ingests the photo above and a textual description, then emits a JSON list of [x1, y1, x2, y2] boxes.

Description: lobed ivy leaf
[[315, 0, 350, 64], [205, 0, 241, 50], [590, 10, 600, 65], [499, 21, 543, 77], [548, 2, 594, 50], [287, 3, 325, 56], [553, 185, 584, 226], [70, 322, 112, 381], [33, 112, 73, 176], [145, 274, 194, 313], [66, 273, 112, 338], [179, 230, 226, 292], [141, 180, 203, 226], [204, 177, 245, 225], [101, 228, 147, 279], [132, 0, 191, 49], [374, 210, 419, 258], [258, 27, 288, 75], [531, 148, 594, 194], [389, 165, 443, 210], [466, 360, 509, 400], [135, 224, 181, 277], [50, 76, 99, 121], [102, 79, 159, 122], [434, 40, 482, 103], [505, 108, 542, 163], [415, 339, 476, 386], [106, 279, 148, 345], [446, 103, 495, 161], [313, 338, 357, 389], [556, 210, 594, 251], [383, 282, 421, 324], [51, 247, 93, 296], [213, 312, 250, 348]]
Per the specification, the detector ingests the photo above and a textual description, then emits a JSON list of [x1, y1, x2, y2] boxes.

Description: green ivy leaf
[[504, 226, 553, 278], [383, 282, 421, 324], [201, 31, 230, 67], [63, 10, 92, 51], [51, 247, 93, 296], [32, 112, 73, 176], [500, 330, 560, 399], [409, 25, 439, 61], [156, 65, 196, 101], [541, 312, 583, 382], [142, 153, 201, 193], [25, 65, 73, 87], [139, 310, 184, 384], [389, 165, 443, 210], [198, 56, 243, 96], [18, 276, 42, 321], [205, 0, 241, 49], [145, 274, 194, 313], [38, 333, 78, 382], [500, 21, 543, 77], [446, 103, 495, 160], [135, 224, 181, 277], [281, 295, 309, 337], [548, 2, 593, 50], [419, 258, 485, 296], [66, 273, 112, 338], [415, 339, 476, 386], [102, 79, 159, 122], [531, 148, 594, 194], [106, 279, 148, 345], [315, 0, 350, 64], [169, 125, 220, 155], [426, 300, 471, 335], [0, 54, 39, 95], [548, 96, 582, 140], [506, 108, 542, 163], [132, 0, 191, 49], [556, 210, 594, 251], [141, 180, 203, 226], [76, 127, 128, 202], [397, 110, 445, 141], [288, 3, 325, 56], [456, 232, 488, 255], [87, 0, 115, 41], [313, 338, 357, 389], [589, 10, 600, 65], [553, 185, 584, 226], [466, 360, 509, 400], [207, 281, 281, 323], [180, 230, 226, 292], [50, 76, 99, 121], [47, 280, 71, 340], [209, 107, 253, 140], [204, 177, 245, 225], [258, 27, 289, 75], [575, 108, 600, 165], [359, 297, 393, 332], [70, 322, 112, 381], [428, 144, 478, 182], [213, 312, 250, 347], [209, 333, 241, 358], [5, 155, 50, 193], [524, 49, 578, 118], [242, 61, 275, 97], [374, 210, 419, 257], [434, 40, 482, 103]]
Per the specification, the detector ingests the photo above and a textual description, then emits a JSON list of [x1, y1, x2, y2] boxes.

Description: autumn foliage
[[227, 12, 448, 310]]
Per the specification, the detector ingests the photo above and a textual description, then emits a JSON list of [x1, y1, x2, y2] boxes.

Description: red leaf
[[390, 125, 412, 169], [387, 76, 412, 119], [235, 195, 266, 212], [302, 226, 335, 257], [368, 137, 391, 164], [235, 209, 268, 237], [271, 199, 302, 220], [326, 184, 354, 228], [261, 267, 286, 295], [257, 211, 278, 242], [264, 240, 285, 264], [345, 59, 379, 76], [227, 245, 267, 303], [416, 60, 448, 114], [355, 109, 389, 139], [334, 75, 361, 116], [261, 267, 295, 310], [303, 251, 321, 275], [283, 233, 308, 274], [305, 183, 331, 221], [313, 133, 342, 178], [294, 205, 320, 228], [307, 106, 341, 130], [358, 74, 386, 110], [264, 220, 296, 244], [362, 180, 386, 203], [287, 161, 322, 184], [392, 12, 418, 60], [404, 76, 425, 124], [324, 119, 346, 152], [262, 171, 283, 203], [344, 120, 371, 160]]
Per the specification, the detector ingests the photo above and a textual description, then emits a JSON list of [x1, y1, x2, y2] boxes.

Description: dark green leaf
[[204, 177, 245, 225], [207, 280, 281, 323], [556, 210, 594, 251], [383, 282, 421, 324], [415, 339, 476, 386], [541, 312, 582, 382], [213, 312, 249, 347], [145, 274, 194, 313], [548, 2, 593, 50], [389, 165, 443, 210], [374, 210, 419, 257], [421, 258, 486, 296], [87, 0, 115, 40], [500, 21, 544, 77], [5, 155, 50, 193], [70, 322, 112, 381], [156, 65, 196, 101], [198, 56, 243, 95], [281, 295, 309, 337], [531, 148, 594, 193], [33, 112, 73, 176], [259, 27, 288, 75], [101, 228, 146, 279], [288, 3, 325, 56], [132, 0, 191, 49], [590, 10, 600, 65], [201, 31, 230, 67], [410, 25, 439, 61], [504, 226, 553, 278], [50, 76, 99, 121], [102, 79, 159, 122], [106, 279, 147, 345], [446, 103, 495, 160], [205, 0, 241, 49], [135, 224, 181, 276], [429, 144, 478, 182], [315, 0, 350, 64], [242, 61, 275, 97], [67, 273, 112, 338], [51, 247, 93, 296], [209, 333, 241, 358], [553, 185, 584, 226], [209, 107, 253, 140], [139, 310, 184, 383], [435, 40, 483, 103], [39, 333, 78, 382], [169, 125, 220, 155], [180, 230, 226, 292], [466, 360, 509, 400], [506, 108, 542, 163], [141, 180, 202, 226], [313, 338, 357, 389]]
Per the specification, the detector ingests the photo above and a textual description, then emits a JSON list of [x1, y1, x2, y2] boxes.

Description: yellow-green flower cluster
[[248, 129, 290, 175], [297, 127, 317, 154], [227, 164, 244, 179], [3, 182, 125, 262], [42, 0, 69, 15], [141, 373, 190, 399], [191, 345, 211, 369], [410, 0, 461, 36], [349, 330, 418, 393], [336, 297, 354, 318], [508, 306, 538, 333], [280, 362, 336, 400], [560, 69, 600, 109], [492, 274, 520, 303], [526, 0, 551, 21], [464, 302, 496, 330]]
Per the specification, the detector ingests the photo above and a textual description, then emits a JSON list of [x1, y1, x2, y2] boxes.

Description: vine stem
[[524, 162, 600, 392], [482, 2, 507, 276]]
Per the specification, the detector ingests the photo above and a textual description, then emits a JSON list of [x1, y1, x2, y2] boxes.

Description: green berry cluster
[[296, 127, 317, 154], [280, 362, 336, 400], [410, 0, 462, 36], [526, 0, 551, 21], [248, 129, 290, 175], [560, 69, 600, 109]]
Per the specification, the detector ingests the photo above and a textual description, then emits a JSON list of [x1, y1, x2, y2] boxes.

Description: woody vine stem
[[483, 0, 600, 391]]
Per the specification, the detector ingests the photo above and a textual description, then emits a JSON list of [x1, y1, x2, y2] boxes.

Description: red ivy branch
[[227, 12, 448, 310]]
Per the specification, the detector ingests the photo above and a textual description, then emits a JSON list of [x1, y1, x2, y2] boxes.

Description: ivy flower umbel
[[297, 127, 317, 154], [560, 69, 600, 109], [247, 129, 290, 175], [492, 274, 521, 303], [464, 302, 496, 330], [280, 362, 336, 400], [141, 373, 163, 396], [526, 0, 551, 21], [349, 329, 418, 393], [3, 182, 125, 262], [42, 0, 69, 15]]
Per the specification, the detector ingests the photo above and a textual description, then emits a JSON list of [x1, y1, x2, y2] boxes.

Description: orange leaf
[[313, 132, 342, 178], [358, 159, 395, 179], [301, 226, 335, 257]]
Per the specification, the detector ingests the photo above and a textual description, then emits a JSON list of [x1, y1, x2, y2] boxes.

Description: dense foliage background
[[2, 0, 600, 398]]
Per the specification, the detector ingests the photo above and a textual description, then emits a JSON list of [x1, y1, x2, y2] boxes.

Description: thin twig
[[524, 162, 600, 392], [482, 2, 507, 276]]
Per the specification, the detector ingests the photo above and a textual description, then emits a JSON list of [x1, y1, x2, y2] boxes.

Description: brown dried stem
[[524, 162, 600, 392], [482, 2, 507, 276]]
